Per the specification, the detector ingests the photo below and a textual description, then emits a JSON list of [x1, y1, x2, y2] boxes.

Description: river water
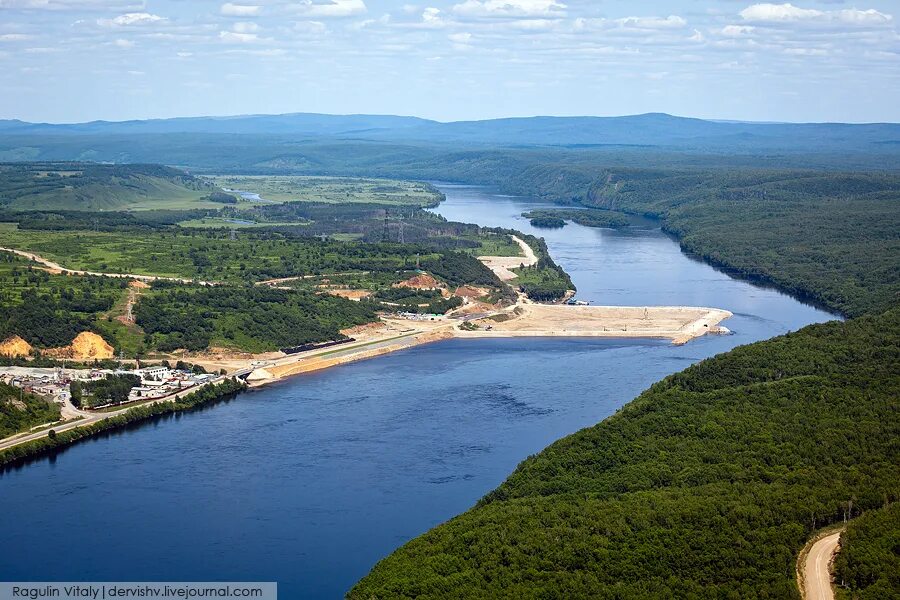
[[0, 185, 834, 598]]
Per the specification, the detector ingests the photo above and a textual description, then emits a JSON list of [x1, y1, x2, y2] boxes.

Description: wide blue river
[[0, 185, 834, 598]]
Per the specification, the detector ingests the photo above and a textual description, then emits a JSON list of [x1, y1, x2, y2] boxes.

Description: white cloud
[[721, 24, 755, 37], [452, 0, 565, 19], [98, 12, 165, 27], [0, 0, 142, 10], [113, 37, 133, 47], [615, 15, 686, 30], [573, 15, 688, 34], [220, 3, 261, 17], [422, 7, 442, 23], [290, 0, 366, 18], [176, 51, 192, 57], [219, 30, 258, 42], [293, 20, 327, 33], [232, 21, 259, 33], [740, 3, 892, 26], [0, 33, 31, 41], [740, 3, 821, 22], [448, 31, 471, 43], [783, 47, 828, 56]]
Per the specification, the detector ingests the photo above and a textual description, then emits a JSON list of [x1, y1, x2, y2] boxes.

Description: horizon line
[[3, 111, 899, 128]]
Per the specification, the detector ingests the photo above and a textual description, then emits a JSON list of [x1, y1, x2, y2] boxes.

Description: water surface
[[0, 184, 835, 598]]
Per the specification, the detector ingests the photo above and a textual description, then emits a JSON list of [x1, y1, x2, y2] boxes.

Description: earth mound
[[394, 273, 443, 290], [45, 332, 115, 359], [0, 335, 33, 357]]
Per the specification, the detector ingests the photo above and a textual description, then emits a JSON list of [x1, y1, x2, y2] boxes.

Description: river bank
[[0, 378, 246, 467], [0, 183, 835, 599], [237, 304, 733, 388]]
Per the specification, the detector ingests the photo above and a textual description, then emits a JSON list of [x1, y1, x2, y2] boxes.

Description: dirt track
[[478, 235, 538, 281], [0, 246, 217, 286], [801, 531, 842, 600]]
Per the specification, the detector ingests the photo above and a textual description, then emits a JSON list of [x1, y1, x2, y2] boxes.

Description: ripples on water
[[0, 184, 836, 599]]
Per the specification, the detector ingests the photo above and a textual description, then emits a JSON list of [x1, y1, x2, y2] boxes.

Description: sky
[[0, 0, 898, 123]]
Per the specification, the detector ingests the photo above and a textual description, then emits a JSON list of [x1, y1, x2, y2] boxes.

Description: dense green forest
[[0, 253, 130, 348], [135, 284, 378, 353], [834, 504, 900, 600], [352, 310, 900, 599], [0, 382, 60, 437]]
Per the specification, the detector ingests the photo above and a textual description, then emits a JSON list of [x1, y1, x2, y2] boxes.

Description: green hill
[[0, 162, 214, 211], [350, 310, 900, 599]]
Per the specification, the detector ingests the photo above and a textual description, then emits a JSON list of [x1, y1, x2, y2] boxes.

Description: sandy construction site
[[240, 304, 732, 386], [458, 304, 733, 345]]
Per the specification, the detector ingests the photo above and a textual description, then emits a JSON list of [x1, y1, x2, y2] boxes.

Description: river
[[0, 184, 835, 598]]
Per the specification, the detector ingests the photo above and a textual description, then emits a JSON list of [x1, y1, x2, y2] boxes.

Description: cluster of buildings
[[124, 366, 215, 403], [0, 365, 215, 409]]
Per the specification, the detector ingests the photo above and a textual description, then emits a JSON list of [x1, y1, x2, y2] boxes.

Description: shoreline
[[238, 305, 733, 389]]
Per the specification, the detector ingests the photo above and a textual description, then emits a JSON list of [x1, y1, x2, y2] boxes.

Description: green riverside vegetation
[[585, 169, 900, 318], [834, 503, 900, 600], [0, 378, 246, 467], [351, 310, 900, 599], [0, 382, 60, 437]]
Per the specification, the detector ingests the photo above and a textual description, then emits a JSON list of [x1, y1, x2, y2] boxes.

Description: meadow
[[207, 175, 444, 206]]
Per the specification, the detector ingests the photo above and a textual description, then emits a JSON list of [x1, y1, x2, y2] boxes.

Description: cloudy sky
[[1, 0, 898, 123]]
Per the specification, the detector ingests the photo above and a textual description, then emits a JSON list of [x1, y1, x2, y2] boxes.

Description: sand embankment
[[44, 331, 115, 359], [248, 329, 454, 384], [243, 305, 732, 387], [457, 305, 733, 345]]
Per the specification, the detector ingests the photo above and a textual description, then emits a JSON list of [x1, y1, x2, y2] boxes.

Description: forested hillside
[[351, 310, 900, 599], [585, 170, 900, 317], [834, 504, 900, 599]]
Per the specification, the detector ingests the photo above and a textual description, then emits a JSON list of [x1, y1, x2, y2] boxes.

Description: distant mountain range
[[2, 112, 899, 152]]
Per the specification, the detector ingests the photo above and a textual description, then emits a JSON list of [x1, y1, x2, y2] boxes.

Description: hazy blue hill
[[1, 113, 433, 136], [3, 113, 899, 153]]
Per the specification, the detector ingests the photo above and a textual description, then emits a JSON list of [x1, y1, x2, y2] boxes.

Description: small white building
[[137, 366, 171, 381]]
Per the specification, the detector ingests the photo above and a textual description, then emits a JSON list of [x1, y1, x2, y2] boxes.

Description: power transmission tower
[[382, 210, 389, 242], [397, 216, 405, 244]]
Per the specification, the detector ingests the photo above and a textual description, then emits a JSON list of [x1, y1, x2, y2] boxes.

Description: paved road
[[0, 378, 223, 451], [803, 531, 842, 600]]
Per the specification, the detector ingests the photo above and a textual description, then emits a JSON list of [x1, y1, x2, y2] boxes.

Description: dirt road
[[478, 235, 539, 281], [802, 532, 842, 600], [0, 246, 217, 286]]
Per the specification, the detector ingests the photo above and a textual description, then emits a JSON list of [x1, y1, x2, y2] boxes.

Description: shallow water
[[0, 184, 835, 598]]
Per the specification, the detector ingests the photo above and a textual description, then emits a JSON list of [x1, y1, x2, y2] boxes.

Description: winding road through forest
[[802, 531, 842, 600]]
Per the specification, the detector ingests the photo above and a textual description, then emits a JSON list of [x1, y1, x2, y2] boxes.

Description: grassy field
[[0, 162, 216, 211], [0, 225, 440, 282], [207, 175, 444, 206]]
